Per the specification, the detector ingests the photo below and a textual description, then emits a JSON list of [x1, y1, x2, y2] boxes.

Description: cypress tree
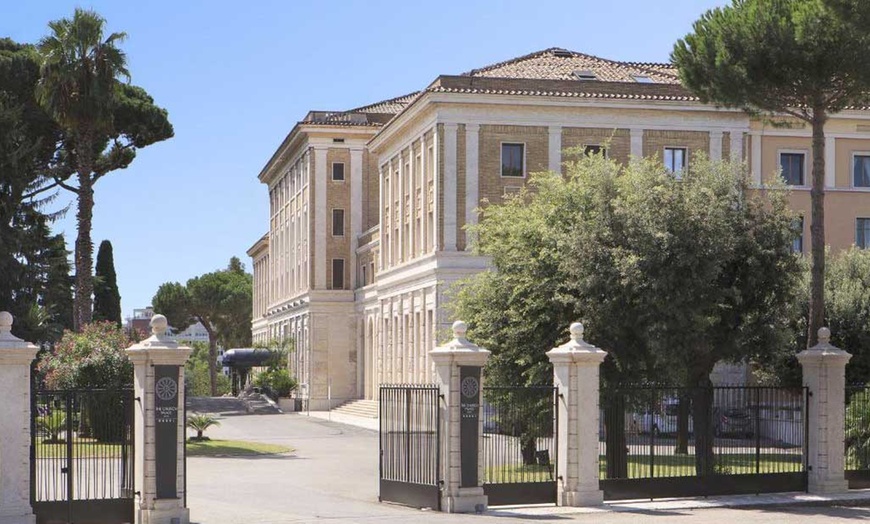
[[93, 240, 122, 326]]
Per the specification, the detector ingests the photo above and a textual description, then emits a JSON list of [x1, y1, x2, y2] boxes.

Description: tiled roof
[[299, 92, 420, 127], [428, 75, 698, 102], [349, 92, 421, 114], [462, 47, 680, 84]]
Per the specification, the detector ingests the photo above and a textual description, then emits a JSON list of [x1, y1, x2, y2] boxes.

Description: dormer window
[[573, 69, 596, 80], [632, 75, 654, 83]]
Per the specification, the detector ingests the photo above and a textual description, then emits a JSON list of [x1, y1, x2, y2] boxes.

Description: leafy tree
[[37, 321, 134, 441], [153, 258, 252, 396], [453, 152, 801, 475], [672, 0, 870, 347], [0, 38, 72, 343], [93, 240, 121, 326], [186, 341, 231, 397], [34, 9, 173, 329]]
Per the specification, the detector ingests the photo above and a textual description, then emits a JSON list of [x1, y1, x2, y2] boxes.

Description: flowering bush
[[38, 321, 134, 389]]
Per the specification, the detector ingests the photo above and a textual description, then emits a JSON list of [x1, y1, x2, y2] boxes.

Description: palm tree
[[35, 8, 129, 330]]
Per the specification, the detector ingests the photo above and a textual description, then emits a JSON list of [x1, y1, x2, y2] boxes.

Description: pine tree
[[93, 240, 121, 326]]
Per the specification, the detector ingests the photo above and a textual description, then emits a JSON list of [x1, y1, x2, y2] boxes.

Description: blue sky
[[3, 0, 726, 320]]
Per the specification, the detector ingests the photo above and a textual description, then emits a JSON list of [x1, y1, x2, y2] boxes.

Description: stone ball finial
[[150, 314, 168, 335], [570, 322, 584, 342], [452, 320, 467, 339], [818, 326, 831, 345], [0, 311, 12, 333]]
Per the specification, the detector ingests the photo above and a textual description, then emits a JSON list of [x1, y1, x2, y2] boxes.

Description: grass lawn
[[599, 452, 803, 478], [185, 439, 293, 457], [486, 464, 554, 483], [35, 439, 124, 459]]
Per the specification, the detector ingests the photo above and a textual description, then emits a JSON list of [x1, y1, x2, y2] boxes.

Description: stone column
[[546, 322, 606, 506], [0, 312, 38, 524], [126, 315, 193, 524], [797, 327, 851, 494], [429, 321, 490, 513], [630, 128, 643, 159]]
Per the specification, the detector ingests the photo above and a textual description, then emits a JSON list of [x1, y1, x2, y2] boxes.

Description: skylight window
[[573, 69, 596, 80], [632, 75, 654, 83]]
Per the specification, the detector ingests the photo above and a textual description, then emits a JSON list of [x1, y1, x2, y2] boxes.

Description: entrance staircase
[[332, 399, 378, 418]]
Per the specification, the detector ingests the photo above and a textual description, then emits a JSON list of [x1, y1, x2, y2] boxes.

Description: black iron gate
[[379, 385, 441, 510], [31, 389, 135, 524], [599, 385, 807, 500], [482, 386, 558, 506], [846, 384, 870, 489]]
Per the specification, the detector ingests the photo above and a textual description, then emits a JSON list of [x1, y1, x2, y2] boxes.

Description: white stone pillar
[[350, 147, 363, 287], [797, 327, 851, 494], [730, 130, 744, 161], [126, 315, 193, 524], [825, 136, 836, 188], [465, 124, 480, 251], [751, 133, 762, 186], [0, 312, 38, 524], [443, 123, 458, 251], [546, 322, 606, 507], [709, 130, 723, 161], [548, 125, 562, 173], [313, 146, 328, 288], [429, 321, 491, 513], [630, 128, 643, 159]]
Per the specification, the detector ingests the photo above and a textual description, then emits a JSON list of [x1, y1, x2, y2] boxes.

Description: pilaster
[[429, 321, 490, 513], [465, 124, 480, 251], [548, 125, 562, 173], [630, 128, 643, 159], [751, 133, 762, 185], [0, 312, 38, 524], [546, 322, 606, 507], [797, 327, 851, 494], [443, 123, 458, 251], [313, 146, 328, 288], [126, 315, 193, 524], [709, 130, 723, 161]]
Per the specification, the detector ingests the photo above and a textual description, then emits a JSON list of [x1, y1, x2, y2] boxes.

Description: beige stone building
[[248, 48, 870, 409]]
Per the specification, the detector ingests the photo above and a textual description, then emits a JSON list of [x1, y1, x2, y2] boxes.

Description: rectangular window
[[664, 147, 687, 174], [332, 258, 345, 289], [584, 145, 605, 157], [332, 209, 345, 236], [792, 217, 804, 254], [858, 218, 870, 249], [854, 155, 870, 187], [780, 152, 805, 186], [501, 143, 525, 177], [332, 162, 345, 181]]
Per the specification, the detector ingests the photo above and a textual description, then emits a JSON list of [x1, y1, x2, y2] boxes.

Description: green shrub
[[38, 410, 66, 443], [254, 368, 297, 399], [187, 413, 220, 441]]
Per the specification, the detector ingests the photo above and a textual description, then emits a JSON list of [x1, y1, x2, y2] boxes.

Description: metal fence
[[31, 388, 135, 524], [481, 386, 558, 505], [845, 384, 870, 489], [599, 385, 807, 500], [378, 385, 440, 510]]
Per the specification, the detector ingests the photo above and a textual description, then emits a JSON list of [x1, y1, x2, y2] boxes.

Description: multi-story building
[[126, 306, 210, 344], [249, 48, 870, 410]]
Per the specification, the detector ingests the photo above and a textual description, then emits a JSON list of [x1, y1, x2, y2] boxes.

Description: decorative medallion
[[156, 377, 178, 401], [461, 376, 479, 399]]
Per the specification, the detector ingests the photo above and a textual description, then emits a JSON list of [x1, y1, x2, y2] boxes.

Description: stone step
[[333, 399, 379, 418]]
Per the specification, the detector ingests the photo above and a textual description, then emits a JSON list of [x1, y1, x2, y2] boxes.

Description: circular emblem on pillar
[[461, 376, 479, 399], [156, 377, 178, 401]]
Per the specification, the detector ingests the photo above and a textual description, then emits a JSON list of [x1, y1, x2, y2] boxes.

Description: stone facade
[[249, 48, 870, 407]]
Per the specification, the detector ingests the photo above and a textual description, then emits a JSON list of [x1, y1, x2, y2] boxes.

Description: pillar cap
[[547, 321, 607, 364], [0, 311, 39, 353], [797, 327, 852, 363], [430, 320, 491, 365], [125, 313, 192, 364]]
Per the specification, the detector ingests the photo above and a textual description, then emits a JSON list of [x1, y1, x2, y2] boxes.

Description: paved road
[[186, 413, 869, 524]]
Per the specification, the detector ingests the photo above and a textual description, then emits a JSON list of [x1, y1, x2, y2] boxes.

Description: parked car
[[632, 399, 693, 436], [715, 407, 754, 438]]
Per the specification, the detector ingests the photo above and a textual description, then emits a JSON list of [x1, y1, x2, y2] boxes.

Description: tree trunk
[[808, 109, 828, 348], [690, 371, 716, 476], [675, 393, 690, 455], [201, 319, 218, 397], [73, 167, 95, 331], [521, 435, 537, 466]]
